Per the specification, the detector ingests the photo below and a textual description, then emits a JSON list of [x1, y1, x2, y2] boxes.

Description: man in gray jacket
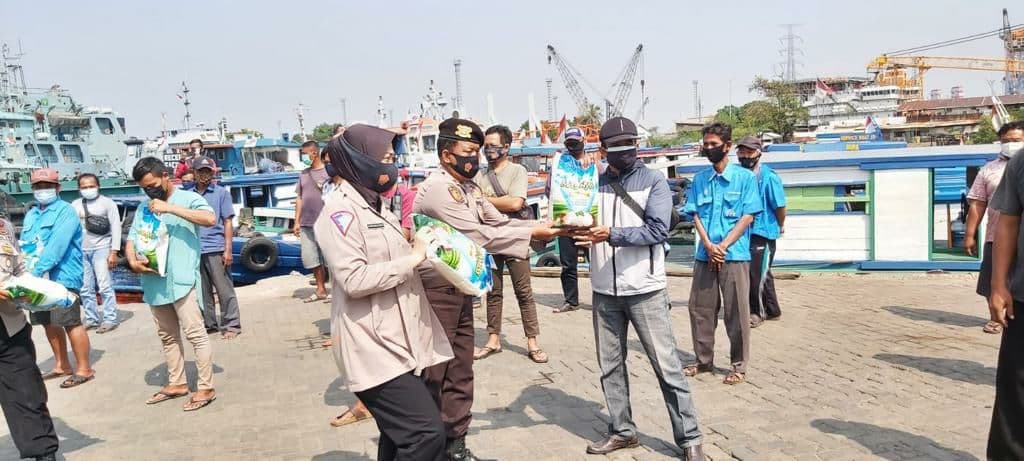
[[0, 216, 59, 461], [575, 117, 704, 460]]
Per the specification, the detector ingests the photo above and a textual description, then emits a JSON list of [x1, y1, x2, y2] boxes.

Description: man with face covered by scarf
[[316, 125, 453, 461], [413, 118, 563, 461]]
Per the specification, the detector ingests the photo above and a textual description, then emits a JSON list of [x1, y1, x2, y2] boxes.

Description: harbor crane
[[545, 44, 645, 122], [867, 55, 1024, 100]]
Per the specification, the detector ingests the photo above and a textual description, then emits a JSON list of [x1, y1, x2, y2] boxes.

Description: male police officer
[[414, 118, 562, 460]]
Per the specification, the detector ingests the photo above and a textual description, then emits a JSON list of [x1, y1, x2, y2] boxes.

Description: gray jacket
[[0, 218, 26, 337], [589, 161, 672, 296]]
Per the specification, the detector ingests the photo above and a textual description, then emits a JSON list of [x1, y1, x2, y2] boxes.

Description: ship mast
[[295, 103, 307, 139], [0, 44, 28, 114], [180, 81, 192, 129]]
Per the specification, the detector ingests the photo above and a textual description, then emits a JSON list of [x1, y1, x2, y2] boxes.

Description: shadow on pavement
[[474, 384, 682, 457], [114, 310, 135, 324], [873, 353, 995, 386], [882, 306, 988, 328], [532, 292, 593, 311], [311, 450, 372, 461], [144, 361, 225, 391], [314, 318, 330, 336], [811, 418, 978, 460], [0, 417, 103, 460], [37, 348, 106, 375], [324, 376, 361, 407]]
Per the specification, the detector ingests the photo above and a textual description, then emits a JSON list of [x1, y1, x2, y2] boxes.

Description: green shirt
[[128, 189, 213, 307], [474, 162, 529, 199]]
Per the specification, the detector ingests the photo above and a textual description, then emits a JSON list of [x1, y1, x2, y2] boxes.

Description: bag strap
[[82, 198, 92, 218], [485, 169, 508, 197], [609, 180, 645, 219]]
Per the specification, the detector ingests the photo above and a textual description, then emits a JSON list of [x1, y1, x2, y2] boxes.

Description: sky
[[3, 0, 1018, 137]]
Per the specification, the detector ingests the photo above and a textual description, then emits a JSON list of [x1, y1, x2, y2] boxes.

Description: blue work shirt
[[128, 189, 214, 307], [187, 183, 235, 254], [750, 164, 787, 240], [21, 200, 84, 290], [683, 162, 762, 262]]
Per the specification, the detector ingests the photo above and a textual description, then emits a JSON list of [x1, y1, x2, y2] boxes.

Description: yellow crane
[[867, 55, 1024, 100]]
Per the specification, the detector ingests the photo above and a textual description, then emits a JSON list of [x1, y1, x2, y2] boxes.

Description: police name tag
[[367, 223, 385, 229]]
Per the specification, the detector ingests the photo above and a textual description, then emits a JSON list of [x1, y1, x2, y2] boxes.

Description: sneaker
[[553, 302, 579, 313]]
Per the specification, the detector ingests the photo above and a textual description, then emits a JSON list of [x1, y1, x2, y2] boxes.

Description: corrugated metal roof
[[900, 94, 1024, 111]]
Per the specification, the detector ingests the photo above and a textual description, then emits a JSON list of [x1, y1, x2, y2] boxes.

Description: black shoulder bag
[[485, 169, 534, 220], [82, 199, 112, 236]]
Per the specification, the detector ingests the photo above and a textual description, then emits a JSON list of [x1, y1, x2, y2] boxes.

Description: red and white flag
[[815, 78, 834, 98]]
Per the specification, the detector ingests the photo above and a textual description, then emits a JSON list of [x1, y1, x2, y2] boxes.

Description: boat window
[[60, 144, 85, 163], [243, 151, 257, 169], [784, 184, 869, 214], [423, 135, 437, 152], [931, 167, 978, 262], [36, 144, 59, 164], [117, 117, 126, 133], [95, 118, 115, 135], [208, 148, 227, 162]]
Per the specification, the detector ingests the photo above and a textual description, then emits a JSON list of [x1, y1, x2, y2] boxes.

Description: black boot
[[447, 437, 487, 461], [34, 453, 57, 461]]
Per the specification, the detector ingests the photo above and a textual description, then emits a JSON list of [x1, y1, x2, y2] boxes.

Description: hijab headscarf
[[324, 124, 398, 211]]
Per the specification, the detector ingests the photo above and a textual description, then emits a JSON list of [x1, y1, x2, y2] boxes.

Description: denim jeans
[[82, 248, 117, 326], [592, 289, 703, 448]]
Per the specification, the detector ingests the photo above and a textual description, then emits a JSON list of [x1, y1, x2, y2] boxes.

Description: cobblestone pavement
[[0, 271, 996, 460]]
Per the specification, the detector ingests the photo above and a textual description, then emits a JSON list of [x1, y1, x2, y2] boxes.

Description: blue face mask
[[181, 181, 196, 190], [34, 189, 58, 205]]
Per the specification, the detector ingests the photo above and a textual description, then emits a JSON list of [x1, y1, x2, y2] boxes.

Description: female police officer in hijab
[[314, 124, 453, 461]]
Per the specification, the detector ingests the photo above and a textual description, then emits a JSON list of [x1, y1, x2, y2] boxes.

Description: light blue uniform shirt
[[128, 189, 213, 306], [683, 162, 762, 262], [750, 164, 787, 240], [21, 200, 84, 290]]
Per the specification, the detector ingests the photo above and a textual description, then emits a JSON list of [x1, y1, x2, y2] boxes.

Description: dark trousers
[[0, 322, 58, 459], [688, 261, 751, 373], [558, 236, 580, 306], [989, 303, 1024, 459], [749, 235, 781, 320], [200, 253, 241, 333], [423, 288, 475, 440], [355, 372, 446, 461], [486, 255, 539, 337]]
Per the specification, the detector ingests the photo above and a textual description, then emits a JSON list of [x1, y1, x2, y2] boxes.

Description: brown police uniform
[[413, 123, 537, 444]]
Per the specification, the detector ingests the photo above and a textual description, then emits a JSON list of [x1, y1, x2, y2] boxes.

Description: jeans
[[593, 289, 703, 448], [81, 248, 118, 326]]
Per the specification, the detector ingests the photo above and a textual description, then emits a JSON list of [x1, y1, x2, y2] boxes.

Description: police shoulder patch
[[330, 211, 355, 236], [448, 185, 465, 204]]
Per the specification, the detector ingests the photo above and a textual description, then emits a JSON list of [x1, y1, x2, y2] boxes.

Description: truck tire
[[240, 237, 279, 273]]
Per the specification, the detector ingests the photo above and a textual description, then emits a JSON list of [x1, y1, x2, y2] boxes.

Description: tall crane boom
[[546, 45, 593, 117], [607, 44, 643, 118], [867, 54, 1024, 99]]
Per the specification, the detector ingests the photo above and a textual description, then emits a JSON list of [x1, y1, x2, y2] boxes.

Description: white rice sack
[[19, 237, 44, 274], [413, 214, 493, 297], [3, 274, 78, 312], [549, 152, 599, 228], [132, 205, 170, 276]]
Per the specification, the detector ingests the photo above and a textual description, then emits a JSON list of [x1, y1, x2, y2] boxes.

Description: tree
[[227, 128, 263, 141], [311, 123, 343, 142], [290, 133, 308, 143], [746, 76, 809, 142], [575, 104, 602, 126], [972, 116, 998, 145]]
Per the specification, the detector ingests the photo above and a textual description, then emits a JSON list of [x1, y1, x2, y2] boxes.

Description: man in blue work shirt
[[187, 157, 241, 339], [23, 168, 94, 389], [735, 136, 787, 328], [683, 122, 762, 386]]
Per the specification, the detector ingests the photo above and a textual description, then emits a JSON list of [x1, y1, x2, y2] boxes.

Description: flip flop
[[527, 349, 549, 364], [146, 390, 188, 405], [60, 374, 95, 389], [322, 294, 333, 304], [473, 345, 502, 360], [41, 370, 71, 381], [183, 395, 216, 412], [723, 371, 746, 385], [330, 405, 373, 427], [303, 293, 327, 303], [984, 320, 1003, 334]]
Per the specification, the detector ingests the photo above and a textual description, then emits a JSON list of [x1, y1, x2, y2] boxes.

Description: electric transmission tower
[[777, 24, 804, 81]]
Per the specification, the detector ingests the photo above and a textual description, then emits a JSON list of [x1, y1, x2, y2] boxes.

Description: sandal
[[146, 390, 188, 405], [60, 374, 95, 389], [723, 371, 746, 385], [984, 321, 1003, 334], [303, 293, 328, 303], [183, 395, 216, 412], [41, 370, 71, 381], [683, 364, 713, 377], [528, 349, 549, 364], [330, 405, 373, 427], [473, 345, 502, 360]]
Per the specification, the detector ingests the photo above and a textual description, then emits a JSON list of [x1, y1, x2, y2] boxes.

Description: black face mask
[[739, 155, 760, 169], [325, 163, 339, 178], [483, 146, 506, 162], [349, 151, 399, 193], [449, 152, 480, 179], [702, 145, 727, 163], [144, 183, 168, 201], [605, 147, 637, 172]]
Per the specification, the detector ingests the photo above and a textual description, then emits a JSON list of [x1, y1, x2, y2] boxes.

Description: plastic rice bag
[[19, 237, 43, 274], [413, 214, 493, 297], [549, 152, 599, 228], [3, 274, 77, 312], [132, 205, 170, 276]]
